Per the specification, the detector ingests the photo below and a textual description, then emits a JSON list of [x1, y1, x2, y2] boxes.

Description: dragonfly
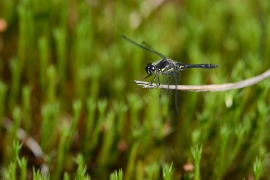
[[122, 35, 218, 113]]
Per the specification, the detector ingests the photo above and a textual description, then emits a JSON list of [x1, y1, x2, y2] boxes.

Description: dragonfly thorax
[[145, 63, 157, 75]]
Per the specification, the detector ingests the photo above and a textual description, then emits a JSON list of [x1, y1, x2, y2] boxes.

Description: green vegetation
[[0, 0, 270, 179]]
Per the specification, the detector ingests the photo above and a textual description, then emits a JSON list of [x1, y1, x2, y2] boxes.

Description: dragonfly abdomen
[[178, 63, 218, 69]]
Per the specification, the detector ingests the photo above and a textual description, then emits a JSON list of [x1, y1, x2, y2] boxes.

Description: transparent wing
[[159, 70, 181, 113], [159, 74, 173, 105], [122, 36, 166, 59]]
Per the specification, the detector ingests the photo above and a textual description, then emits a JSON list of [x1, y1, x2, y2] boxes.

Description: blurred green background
[[0, 0, 270, 179]]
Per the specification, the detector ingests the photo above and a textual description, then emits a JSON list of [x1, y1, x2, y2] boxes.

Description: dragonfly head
[[145, 63, 156, 75]]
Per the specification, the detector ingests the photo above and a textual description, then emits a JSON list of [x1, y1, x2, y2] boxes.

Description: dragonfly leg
[[150, 74, 157, 86]]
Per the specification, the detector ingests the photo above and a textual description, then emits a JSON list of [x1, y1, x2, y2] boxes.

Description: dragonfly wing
[[159, 74, 173, 105], [159, 70, 181, 113], [173, 71, 181, 113]]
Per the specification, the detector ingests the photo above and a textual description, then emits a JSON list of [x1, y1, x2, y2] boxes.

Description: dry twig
[[134, 69, 270, 92]]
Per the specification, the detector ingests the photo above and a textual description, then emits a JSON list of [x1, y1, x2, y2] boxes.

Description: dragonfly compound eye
[[145, 63, 155, 74]]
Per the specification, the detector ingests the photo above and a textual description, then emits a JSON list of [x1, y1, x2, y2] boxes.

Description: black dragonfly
[[122, 35, 218, 113]]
